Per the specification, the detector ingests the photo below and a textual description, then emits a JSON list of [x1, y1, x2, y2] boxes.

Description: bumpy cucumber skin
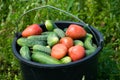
[[31, 51, 61, 64], [17, 37, 46, 47], [17, 38, 28, 46], [29, 40, 46, 46], [41, 31, 51, 35], [20, 46, 31, 60], [74, 40, 84, 46], [33, 45, 51, 55], [60, 56, 72, 64], [84, 33, 97, 56], [85, 49, 96, 56], [54, 28, 65, 38], [27, 35, 48, 41], [47, 32, 59, 47], [84, 33, 96, 49]]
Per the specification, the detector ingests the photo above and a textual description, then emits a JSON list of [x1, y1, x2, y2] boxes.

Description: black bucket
[[12, 21, 103, 80], [12, 5, 103, 80]]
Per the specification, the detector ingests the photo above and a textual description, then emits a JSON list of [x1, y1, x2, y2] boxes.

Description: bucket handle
[[15, 5, 88, 32], [15, 5, 101, 45]]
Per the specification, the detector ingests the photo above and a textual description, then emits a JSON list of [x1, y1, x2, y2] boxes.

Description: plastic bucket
[[12, 5, 103, 80]]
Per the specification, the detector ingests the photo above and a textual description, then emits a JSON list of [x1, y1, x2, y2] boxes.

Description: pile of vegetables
[[17, 20, 97, 64]]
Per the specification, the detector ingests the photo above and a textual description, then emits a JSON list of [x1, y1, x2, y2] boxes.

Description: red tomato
[[65, 24, 86, 39], [51, 44, 67, 59], [68, 45, 85, 61], [22, 24, 43, 37], [59, 37, 73, 49]]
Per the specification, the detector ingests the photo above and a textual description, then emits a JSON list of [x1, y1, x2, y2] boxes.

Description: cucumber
[[63, 28, 68, 32], [74, 40, 84, 46], [31, 51, 61, 64], [84, 33, 96, 49], [30, 40, 47, 46], [17, 38, 30, 46], [33, 45, 51, 55], [54, 28, 65, 38], [47, 32, 59, 47], [45, 20, 57, 31], [84, 33, 97, 56], [17, 37, 47, 47], [41, 31, 51, 35], [27, 35, 48, 41], [20, 46, 31, 60], [85, 49, 96, 56], [60, 56, 72, 64]]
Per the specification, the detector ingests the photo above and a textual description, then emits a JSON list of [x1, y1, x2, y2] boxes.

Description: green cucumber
[[17, 38, 26, 46], [33, 45, 51, 55], [45, 20, 57, 31], [60, 56, 72, 64], [84, 33, 97, 56], [31, 51, 61, 64], [85, 49, 96, 56], [63, 28, 68, 32], [20, 46, 31, 60], [47, 32, 59, 47], [27, 35, 48, 41], [41, 31, 51, 35], [84, 33, 96, 49], [54, 28, 65, 38], [74, 40, 84, 46], [17, 37, 46, 47]]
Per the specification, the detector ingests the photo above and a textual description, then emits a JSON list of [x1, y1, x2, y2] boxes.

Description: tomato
[[51, 44, 67, 59], [22, 24, 43, 37], [68, 45, 85, 61], [65, 24, 86, 39], [59, 37, 73, 49]]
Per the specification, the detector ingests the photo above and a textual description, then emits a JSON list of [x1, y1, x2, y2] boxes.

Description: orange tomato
[[51, 44, 67, 59], [65, 24, 86, 39], [59, 37, 73, 49], [22, 24, 43, 37], [68, 45, 85, 61]]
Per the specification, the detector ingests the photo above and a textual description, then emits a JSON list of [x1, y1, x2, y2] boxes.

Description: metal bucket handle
[[15, 5, 103, 46], [15, 5, 88, 32]]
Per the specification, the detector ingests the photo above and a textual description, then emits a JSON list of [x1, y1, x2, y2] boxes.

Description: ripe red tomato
[[22, 24, 43, 37], [51, 44, 67, 59], [68, 45, 85, 61], [59, 37, 73, 49], [65, 24, 86, 39]]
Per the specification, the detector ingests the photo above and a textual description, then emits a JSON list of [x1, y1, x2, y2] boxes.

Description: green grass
[[0, 0, 120, 80]]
